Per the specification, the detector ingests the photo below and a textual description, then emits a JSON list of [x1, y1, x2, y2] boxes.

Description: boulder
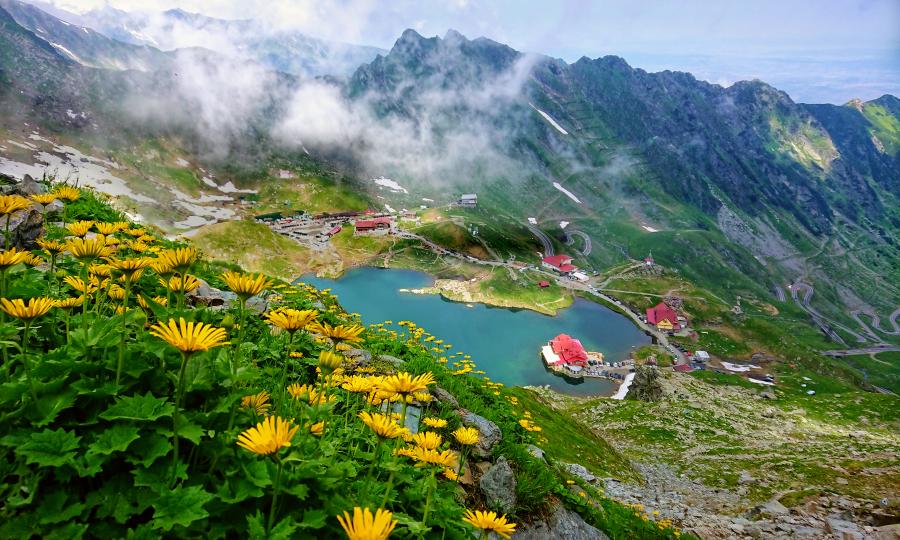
[[459, 410, 502, 458], [562, 462, 596, 483], [513, 505, 609, 540], [432, 386, 459, 407], [18, 175, 47, 195], [525, 444, 545, 462], [377, 354, 405, 368], [343, 348, 372, 364], [4, 204, 44, 249], [245, 294, 268, 313], [187, 279, 237, 309], [479, 456, 516, 513]]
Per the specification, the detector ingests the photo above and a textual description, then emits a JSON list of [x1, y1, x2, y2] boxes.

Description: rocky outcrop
[[479, 456, 516, 513], [513, 505, 609, 540], [431, 386, 458, 407], [459, 410, 502, 458], [187, 279, 237, 309], [562, 462, 596, 483]]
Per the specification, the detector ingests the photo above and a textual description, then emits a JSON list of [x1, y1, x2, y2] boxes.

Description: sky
[[35, 0, 900, 103]]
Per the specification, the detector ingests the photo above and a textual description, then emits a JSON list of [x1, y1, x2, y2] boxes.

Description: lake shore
[[400, 277, 570, 316]]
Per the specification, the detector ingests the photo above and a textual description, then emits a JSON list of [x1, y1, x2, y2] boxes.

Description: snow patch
[[7, 139, 37, 150], [422, 198, 434, 202], [642, 225, 659, 233], [529, 103, 569, 135], [610, 372, 635, 400], [721, 362, 761, 373], [559, 221, 569, 229], [216, 181, 256, 194], [527, 217, 537, 225], [201, 176, 218, 188], [373, 176, 408, 194], [49, 42, 83, 63], [175, 158, 190, 167], [384, 204, 396, 213], [552, 182, 582, 204]]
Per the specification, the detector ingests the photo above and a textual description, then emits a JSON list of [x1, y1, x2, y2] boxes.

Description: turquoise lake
[[302, 268, 651, 396]]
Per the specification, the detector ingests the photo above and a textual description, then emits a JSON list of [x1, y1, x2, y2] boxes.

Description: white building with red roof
[[542, 254, 577, 274], [541, 334, 589, 368]]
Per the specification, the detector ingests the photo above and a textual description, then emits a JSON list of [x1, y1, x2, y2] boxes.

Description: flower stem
[[267, 458, 284, 533], [21, 321, 37, 402], [171, 351, 190, 486], [423, 469, 436, 524], [115, 278, 132, 389]]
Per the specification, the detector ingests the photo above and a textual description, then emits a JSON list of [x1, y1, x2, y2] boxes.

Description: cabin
[[541, 334, 589, 367], [354, 217, 393, 234], [542, 255, 576, 274], [646, 302, 681, 332], [458, 194, 478, 208]]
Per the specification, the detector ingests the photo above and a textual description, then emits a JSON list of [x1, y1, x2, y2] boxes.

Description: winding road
[[525, 223, 554, 257], [564, 229, 592, 256], [789, 282, 869, 345]]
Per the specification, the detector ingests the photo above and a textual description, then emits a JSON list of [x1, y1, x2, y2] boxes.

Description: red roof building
[[646, 302, 681, 331], [548, 334, 588, 366], [325, 225, 342, 237], [673, 363, 694, 373], [542, 255, 577, 274], [538, 281, 551, 288], [354, 217, 393, 232]]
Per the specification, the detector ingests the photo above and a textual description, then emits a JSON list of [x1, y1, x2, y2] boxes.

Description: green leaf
[[36, 490, 85, 525], [268, 516, 300, 539], [242, 458, 272, 488], [18, 428, 81, 467], [216, 476, 264, 504], [133, 461, 187, 491], [45, 521, 88, 540], [125, 433, 172, 468], [283, 483, 308, 500], [298, 508, 327, 530], [151, 485, 214, 531], [88, 425, 141, 455], [246, 511, 266, 540], [100, 393, 174, 422], [175, 420, 204, 445], [29, 389, 78, 427]]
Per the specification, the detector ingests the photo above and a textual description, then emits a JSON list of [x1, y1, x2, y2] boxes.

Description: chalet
[[646, 302, 681, 332], [541, 334, 589, 368], [542, 255, 576, 274], [458, 194, 478, 208], [354, 217, 393, 234]]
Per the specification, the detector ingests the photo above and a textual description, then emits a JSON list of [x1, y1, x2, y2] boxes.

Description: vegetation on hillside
[[0, 184, 687, 538]]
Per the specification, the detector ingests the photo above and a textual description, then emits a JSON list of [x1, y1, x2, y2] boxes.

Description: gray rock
[[760, 499, 789, 516], [562, 462, 596, 483], [525, 444, 545, 461], [513, 505, 609, 540], [4, 203, 44, 249], [760, 389, 776, 400], [460, 410, 502, 458], [187, 279, 237, 309], [18, 175, 47, 195], [738, 470, 755, 484], [479, 456, 516, 513], [245, 294, 268, 313], [377, 354, 405, 368], [343, 348, 372, 364], [432, 386, 458, 407]]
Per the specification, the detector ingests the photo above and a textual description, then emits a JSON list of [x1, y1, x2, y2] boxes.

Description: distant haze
[[31, 0, 900, 104]]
